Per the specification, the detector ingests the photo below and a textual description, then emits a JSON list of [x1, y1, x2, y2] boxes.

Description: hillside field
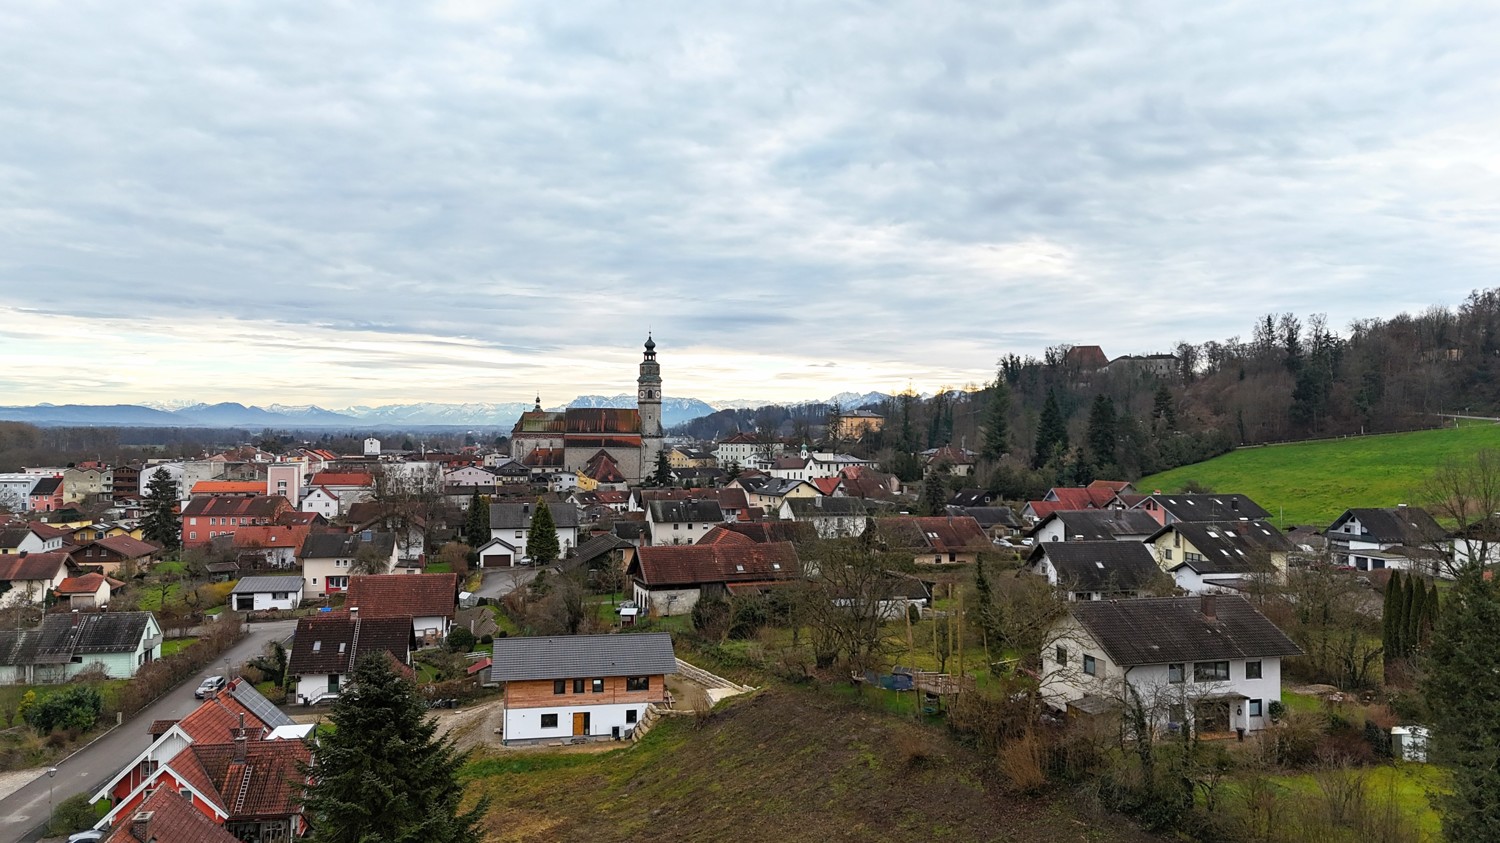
[[461, 688, 1159, 843], [1138, 421, 1500, 526]]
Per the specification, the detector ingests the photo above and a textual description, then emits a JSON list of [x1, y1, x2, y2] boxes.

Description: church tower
[[638, 334, 663, 477]]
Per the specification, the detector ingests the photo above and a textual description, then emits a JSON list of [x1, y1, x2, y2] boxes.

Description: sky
[[3, 1, 1499, 409]]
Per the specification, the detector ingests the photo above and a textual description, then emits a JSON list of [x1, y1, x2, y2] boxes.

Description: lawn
[[136, 582, 183, 611], [1236, 763, 1447, 840], [161, 637, 198, 657], [1138, 422, 1500, 526]]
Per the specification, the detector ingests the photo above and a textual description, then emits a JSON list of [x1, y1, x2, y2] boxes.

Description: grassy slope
[[463, 688, 1161, 843], [1138, 423, 1500, 526]]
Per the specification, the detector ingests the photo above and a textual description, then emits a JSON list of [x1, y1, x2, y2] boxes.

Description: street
[[472, 564, 544, 601], [0, 619, 297, 843]]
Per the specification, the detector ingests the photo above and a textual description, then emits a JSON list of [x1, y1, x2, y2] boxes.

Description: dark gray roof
[[230, 576, 305, 594], [1070, 595, 1302, 666], [1153, 520, 1293, 574], [1143, 494, 1271, 522], [569, 534, 633, 566], [947, 506, 1020, 529], [1031, 509, 1160, 540], [299, 531, 397, 560], [787, 497, 884, 517], [0, 611, 158, 667], [489, 501, 580, 530], [1329, 507, 1447, 546], [489, 632, 677, 681], [648, 499, 724, 523], [1030, 542, 1161, 592], [288, 614, 412, 676], [29, 476, 62, 496], [947, 489, 998, 508]]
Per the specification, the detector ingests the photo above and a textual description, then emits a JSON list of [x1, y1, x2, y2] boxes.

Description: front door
[[572, 711, 589, 736], [1195, 700, 1230, 734], [328, 675, 340, 695]]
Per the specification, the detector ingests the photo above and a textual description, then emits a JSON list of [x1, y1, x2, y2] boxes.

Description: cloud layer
[[2, 1, 1497, 405]]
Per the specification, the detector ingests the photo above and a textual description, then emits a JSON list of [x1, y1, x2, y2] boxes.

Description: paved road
[[472, 565, 544, 601], [0, 619, 298, 843]]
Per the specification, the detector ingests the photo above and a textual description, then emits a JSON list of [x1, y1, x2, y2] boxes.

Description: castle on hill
[[508, 336, 664, 483]]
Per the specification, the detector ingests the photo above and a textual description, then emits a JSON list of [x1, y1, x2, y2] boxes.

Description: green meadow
[[1138, 422, 1500, 526]]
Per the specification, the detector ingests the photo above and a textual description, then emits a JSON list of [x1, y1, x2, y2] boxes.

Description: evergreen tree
[[1382, 572, 1404, 659], [1422, 571, 1500, 841], [141, 468, 181, 553], [1151, 385, 1177, 433], [920, 470, 948, 517], [1405, 575, 1425, 654], [1085, 394, 1118, 473], [1389, 573, 1409, 657], [302, 653, 486, 843], [650, 449, 674, 487], [1425, 581, 1440, 643], [973, 558, 1004, 672], [980, 377, 1010, 461], [526, 499, 561, 565], [1032, 391, 1069, 470], [463, 490, 490, 549]]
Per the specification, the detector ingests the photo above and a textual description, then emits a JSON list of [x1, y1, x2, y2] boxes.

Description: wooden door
[[572, 711, 588, 736]]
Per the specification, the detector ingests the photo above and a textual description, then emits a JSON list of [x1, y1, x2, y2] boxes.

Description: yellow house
[[1147, 521, 1292, 593], [574, 471, 600, 492], [667, 446, 714, 469], [71, 522, 143, 544], [840, 410, 885, 439], [728, 477, 822, 511]]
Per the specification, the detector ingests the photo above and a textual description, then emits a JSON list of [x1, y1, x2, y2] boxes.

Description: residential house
[[645, 499, 724, 546], [781, 496, 892, 539], [90, 678, 309, 841], [766, 444, 874, 482], [346, 573, 458, 646], [667, 445, 715, 469], [945, 505, 1021, 540], [712, 432, 780, 468], [1023, 480, 1136, 522], [948, 489, 999, 508], [1133, 493, 1272, 526], [110, 464, 141, 502], [189, 481, 267, 498], [627, 540, 800, 616], [307, 472, 375, 515], [73, 535, 163, 575], [841, 409, 884, 439], [728, 475, 821, 511], [180, 496, 293, 549], [1326, 506, 1449, 575], [0, 473, 41, 511], [922, 445, 976, 477], [299, 530, 398, 597], [28, 475, 65, 512], [874, 516, 990, 565], [713, 521, 819, 546], [287, 613, 413, 705], [489, 633, 676, 744], [1147, 521, 1293, 594], [0, 551, 74, 607], [1028, 542, 1162, 601], [482, 501, 581, 566], [344, 502, 427, 563], [229, 576, 305, 612], [0, 611, 162, 684], [55, 572, 125, 609], [565, 533, 636, 583], [70, 521, 141, 545], [298, 486, 342, 520], [213, 525, 311, 570], [1028, 509, 1161, 543], [0, 523, 66, 555], [1042, 595, 1302, 736]]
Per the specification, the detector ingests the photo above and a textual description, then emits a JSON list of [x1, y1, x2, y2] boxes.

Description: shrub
[[479, 633, 493, 645], [445, 627, 477, 653], [47, 793, 97, 836], [996, 731, 1048, 793], [25, 686, 102, 734]]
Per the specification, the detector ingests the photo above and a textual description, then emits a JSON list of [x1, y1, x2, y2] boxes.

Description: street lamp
[[46, 767, 57, 831]]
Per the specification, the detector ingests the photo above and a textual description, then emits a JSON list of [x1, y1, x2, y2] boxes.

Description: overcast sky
[[3, 1, 1498, 408]]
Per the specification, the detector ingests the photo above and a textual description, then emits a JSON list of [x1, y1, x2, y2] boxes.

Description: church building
[[509, 336, 665, 483]]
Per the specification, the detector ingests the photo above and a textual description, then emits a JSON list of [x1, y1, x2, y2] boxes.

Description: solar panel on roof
[[230, 681, 295, 728]]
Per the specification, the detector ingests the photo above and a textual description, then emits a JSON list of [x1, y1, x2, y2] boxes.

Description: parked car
[[194, 675, 228, 699]]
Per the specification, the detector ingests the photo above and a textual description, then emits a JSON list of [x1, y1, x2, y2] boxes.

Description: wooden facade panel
[[505, 675, 666, 709]]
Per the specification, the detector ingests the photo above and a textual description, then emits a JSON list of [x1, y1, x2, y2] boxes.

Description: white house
[[345, 573, 457, 647], [299, 486, 342, 520], [645, 499, 724, 546], [1326, 506, 1450, 576], [489, 501, 580, 561], [287, 613, 412, 705], [0, 524, 67, 555], [1027, 542, 1162, 601], [1029, 509, 1161, 543], [0, 612, 162, 684], [299, 531, 397, 597], [1041, 595, 1301, 736], [364, 437, 382, 456], [0, 473, 41, 511], [0, 551, 74, 608], [230, 575, 305, 612], [488, 633, 677, 744], [779, 495, 883, 539]]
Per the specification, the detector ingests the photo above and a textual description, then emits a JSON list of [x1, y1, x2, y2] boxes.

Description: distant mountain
[[171, 402, 363, 427], [336, 402, 538, 427], [708, 391, 892, 412], [0, 404, 185, 426], [559, 395, 718, 428]]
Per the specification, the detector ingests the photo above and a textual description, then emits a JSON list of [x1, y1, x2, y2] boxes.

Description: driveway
[[0, 619, 298, 843], [472, 565, 544, 601]]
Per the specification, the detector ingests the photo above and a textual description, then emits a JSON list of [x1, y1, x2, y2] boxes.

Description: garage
[[476, 538, 519, 569]]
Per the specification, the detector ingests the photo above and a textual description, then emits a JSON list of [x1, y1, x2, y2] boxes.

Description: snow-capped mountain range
[[0, 392, 891, 429]]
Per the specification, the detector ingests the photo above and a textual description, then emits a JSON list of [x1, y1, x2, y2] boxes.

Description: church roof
[[515, 411, 566, 434], [564, 408, 641, 435]]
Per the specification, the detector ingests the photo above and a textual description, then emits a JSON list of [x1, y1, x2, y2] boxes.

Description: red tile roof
[[27, 522, 72, 540], [810, 477, 841, 495], [192, 739, 310, 819], [180, 496, 290, 519], [190, 481, 267, 495], [631, 542, 799, 587], [0, 551, 70, 582], [697, 526, 756, 547], [176, 682, 276, 745], [93, 534, 163, 558], [345, 573, 458, 619], [102, 786, 240, 843], [310, 472, 374, 487], [228, 525, 312, 549], [876, 516, 990, 553], [55, 572, 116, 595]]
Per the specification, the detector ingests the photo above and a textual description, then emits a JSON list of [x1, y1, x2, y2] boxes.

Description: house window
[[1168, 663, 1184, 683], [1163, 549, 1173, 561], [1249, 699, 1263, 717], [591, 678, 604, 693], [1245, 661, 1263, 680], [573, 679, 585, 694], [273, 592, 289, 600], [1055, 646, 1068, 666], [626, 676, 650, 691], [553, 680, 566, 695], [189, 532, 197, 540], [626, 708, 638, 724], [1083, 655, 1098, 676], [1193, 661, 1230, 682], [1185, 552, 1204, 564], [540, 714, 558, 728]]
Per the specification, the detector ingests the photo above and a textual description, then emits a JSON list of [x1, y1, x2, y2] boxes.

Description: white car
[[194, 675, 228, 699], [67, 831, 104, 842]]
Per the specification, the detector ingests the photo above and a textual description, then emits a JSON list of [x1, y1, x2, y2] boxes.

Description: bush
[[479, 633, 493, 645], [24, 686, 102, 734], [47, 792, 97, 836], [445, 627, 477, 653]]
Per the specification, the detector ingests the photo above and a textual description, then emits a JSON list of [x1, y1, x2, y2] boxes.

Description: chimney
[[349, 605, 359, 616], [1200, 594, 1217, 622], [18, 550, 25, 559], [233, 727, 247, 762], [131, 811, 154, 842]]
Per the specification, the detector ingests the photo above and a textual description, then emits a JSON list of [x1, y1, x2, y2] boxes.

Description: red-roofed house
[[0, 551, 75, 607], [180, 496, 293, 548], [219, 525, 312, 569], [874, 516, 991, 565], [55, 572, 125, 609], [74, 535, 164, 575], [190, 481, 269, 497], [626, 541, 800, 615], [345, 573, 458, 645]]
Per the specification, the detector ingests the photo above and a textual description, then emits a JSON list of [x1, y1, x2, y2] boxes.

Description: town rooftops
[[309, 472, 374, 487], [0, 550, 71, 582], [180, 495, 288, 519], [346, 573, 458, 619], [101, 787, 241, 843], [189, 481, 267, 496], [1068, 595, 1302, 666], [1029, 542, 1161, 592], [0, 611, 158, 667], [1151, 520, 1294, 573], [489, 632, 677, 682], [631, 541, 800, 587], [90, 534, 162, 558], [875, 516, 990, 552], [230, 576, 305, 595]]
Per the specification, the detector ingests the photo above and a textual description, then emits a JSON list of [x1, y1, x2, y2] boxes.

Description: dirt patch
[[0, 767, 45, 802]]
